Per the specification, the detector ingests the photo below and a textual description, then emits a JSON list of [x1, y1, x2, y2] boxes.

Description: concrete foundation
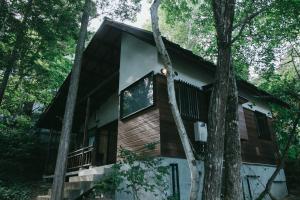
[[115, 157, 288, 200]]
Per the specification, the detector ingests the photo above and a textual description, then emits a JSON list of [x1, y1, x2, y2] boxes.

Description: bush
[[0, 181, 32, 200], [0, 115, 45, 182]]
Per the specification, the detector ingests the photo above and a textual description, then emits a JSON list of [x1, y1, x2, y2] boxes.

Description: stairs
[[37, 166, 112, 200]]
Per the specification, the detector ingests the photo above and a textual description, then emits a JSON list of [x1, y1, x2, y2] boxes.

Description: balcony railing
[[67, 145, 94, 171]]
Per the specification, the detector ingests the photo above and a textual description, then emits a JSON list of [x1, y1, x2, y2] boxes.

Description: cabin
[[37, 18, 288, 200]]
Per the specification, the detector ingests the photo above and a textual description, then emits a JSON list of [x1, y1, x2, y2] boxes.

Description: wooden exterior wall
[[117, 76, 161, 156], [241, 108, 278, 164], [157, 75, 208, 158], [116, 74, 278, 165], [157, 75, 278, 165]]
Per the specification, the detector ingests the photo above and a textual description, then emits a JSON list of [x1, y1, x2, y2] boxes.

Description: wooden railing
[[67, 145, 94, 171]]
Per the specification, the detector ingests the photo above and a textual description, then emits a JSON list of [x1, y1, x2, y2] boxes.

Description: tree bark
[[256, 109, 300, 200], [203, 0, 236, 199], [50, 0, 91, 199], [0, 0, 33, 105], [223, 72, 242, 200], [150, 1, 200, 199]]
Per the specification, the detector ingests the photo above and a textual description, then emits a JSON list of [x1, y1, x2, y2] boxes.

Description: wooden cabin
[[37, 18, 288, 200]]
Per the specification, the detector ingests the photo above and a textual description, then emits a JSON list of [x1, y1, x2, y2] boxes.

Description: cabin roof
[[37, 18, 287, 130]]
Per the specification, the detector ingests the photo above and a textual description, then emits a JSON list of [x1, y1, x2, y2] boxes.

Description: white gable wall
[[119, 33, 214, 93], [119, 33, 162, 93], [171, 54, 213, 88], [87, 92, 119, 129], [119, 32, 273, 115]]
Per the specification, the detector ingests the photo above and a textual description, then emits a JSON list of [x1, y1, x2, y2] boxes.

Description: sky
[[89, 0, 151, 32]]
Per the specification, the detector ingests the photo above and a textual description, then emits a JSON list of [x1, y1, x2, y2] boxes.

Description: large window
[[120, 72, 154, 119], [254, 111, 271, 140]]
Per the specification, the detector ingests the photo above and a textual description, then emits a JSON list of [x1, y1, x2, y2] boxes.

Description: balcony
[[67, 145, 95, 171]]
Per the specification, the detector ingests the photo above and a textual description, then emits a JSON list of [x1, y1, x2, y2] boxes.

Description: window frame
[[170, 163, 180, 199], [254, 111, 271, 140], [120, 71, 156, 120]]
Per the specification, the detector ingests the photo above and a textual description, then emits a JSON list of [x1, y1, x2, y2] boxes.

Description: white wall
[[171, 54, 213, 88], [119, 33, 271, 116], [87, 92, 119, 129], [240, 90, 273, 117], [119, 33, 163, 93], [241, 163, 288, 200], [110, 158, 288, 200], [119, 33, 213, 92]]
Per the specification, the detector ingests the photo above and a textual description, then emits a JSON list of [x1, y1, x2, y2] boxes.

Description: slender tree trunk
[[223, 72, 242, 200], [0, 0, 33, 105], [150, 1, 200, 199], [256, 109, 300, 200], [50, 0, 91, 199], [203, 0, 236, 199]]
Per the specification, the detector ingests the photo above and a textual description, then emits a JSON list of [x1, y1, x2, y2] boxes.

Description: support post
[[81, 97, 90, 168]]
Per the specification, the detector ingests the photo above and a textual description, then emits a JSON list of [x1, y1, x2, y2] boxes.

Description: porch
[[67, 120, 118, 172], [37, 22, 123, 176]]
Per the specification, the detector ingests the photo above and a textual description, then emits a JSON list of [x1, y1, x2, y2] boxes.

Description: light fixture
[[160, 67, 167, 76]]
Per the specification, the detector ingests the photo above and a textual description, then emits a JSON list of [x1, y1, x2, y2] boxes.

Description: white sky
[[89, 0, 151, 32]]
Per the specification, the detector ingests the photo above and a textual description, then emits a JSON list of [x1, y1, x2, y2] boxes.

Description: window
[[174, 80, 207, 121], [170, 163, 180, 199], [120, 72, 154, 119], [254, 111, 271, 140]]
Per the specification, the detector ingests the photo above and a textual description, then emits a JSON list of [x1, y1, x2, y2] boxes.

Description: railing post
[[91, 144, 96, 166]]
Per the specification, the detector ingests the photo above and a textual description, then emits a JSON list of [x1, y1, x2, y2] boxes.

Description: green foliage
[[0, 181, 32, 200], [157, 0, 300, 161], [91, 143, 169, 200], [0, 115, 44, 182]]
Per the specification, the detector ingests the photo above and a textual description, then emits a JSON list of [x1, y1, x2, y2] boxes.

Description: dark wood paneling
[[239, 104, 248, 140], [157, 75, 278, 165], [117, 107, 161, 156], [157, 75, 207, 158], [242, 108, 277, 164]]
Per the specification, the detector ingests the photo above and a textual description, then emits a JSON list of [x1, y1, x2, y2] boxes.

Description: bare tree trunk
[[223, 72, 242, 200], [0, 0, 33, 105], [150, 1, 200, 199], [203, 0, 236, 199], [50, 0, 91, 199], [256, 109, 300, 200]]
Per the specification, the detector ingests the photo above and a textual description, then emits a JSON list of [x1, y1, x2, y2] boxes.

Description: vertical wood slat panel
[[158, 75, 207, 158], [239, 104, 248, 140], [174, 80, 205, 121], [242, 108, 276, 164]]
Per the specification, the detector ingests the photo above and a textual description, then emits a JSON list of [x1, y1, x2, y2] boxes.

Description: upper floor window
[[175, 80, 207, 121], [254, 111, 271, 140], [120, 72, 154, 119]]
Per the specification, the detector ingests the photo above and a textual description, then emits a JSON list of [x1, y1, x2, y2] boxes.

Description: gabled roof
[[37, 18, 288, 130]]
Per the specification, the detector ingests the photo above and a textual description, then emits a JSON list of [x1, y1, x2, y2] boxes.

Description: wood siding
[[157, 75, 208, 158], [239, 104, 248, 140], [157, 75, 277, 165], [117, 107, 161, 156], [116, 74, 278, 165], [241, 108, 277, 164]]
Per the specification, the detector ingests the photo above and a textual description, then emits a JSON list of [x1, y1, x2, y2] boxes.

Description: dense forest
[[0, 0, 299, 199]]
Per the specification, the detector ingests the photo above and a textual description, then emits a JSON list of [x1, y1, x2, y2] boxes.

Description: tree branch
[[150, 1, 200, 199], [231, 5, 270, 44], [256, 106, 300, 200]]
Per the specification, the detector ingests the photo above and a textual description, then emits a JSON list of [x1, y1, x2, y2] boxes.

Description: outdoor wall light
[[160, 67, 167, 76]]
